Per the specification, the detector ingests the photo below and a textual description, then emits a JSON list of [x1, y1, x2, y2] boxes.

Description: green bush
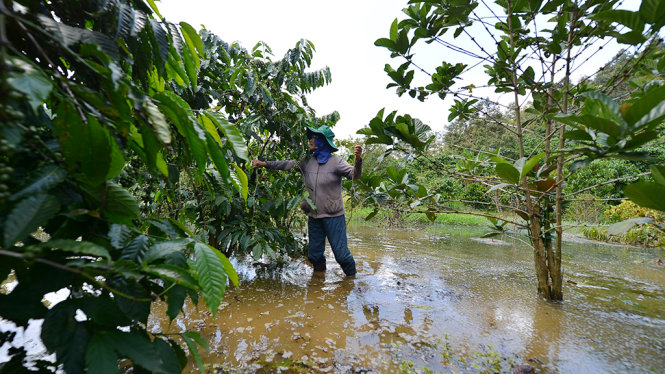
[[582, 201, 665, 247], [604, 200, 665, 223], [564, 159, 643, 200]]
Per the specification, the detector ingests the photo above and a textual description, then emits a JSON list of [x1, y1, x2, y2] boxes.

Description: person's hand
[[252, 159, 267, 168], [354, 144, 363, 162]]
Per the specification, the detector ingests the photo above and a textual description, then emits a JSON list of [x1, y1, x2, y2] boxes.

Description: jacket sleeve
[[337, 157, 362, 180], [266, 160, 299, 171]]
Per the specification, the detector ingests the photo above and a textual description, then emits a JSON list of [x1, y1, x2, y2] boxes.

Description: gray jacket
[[266, 155, 362, 218]]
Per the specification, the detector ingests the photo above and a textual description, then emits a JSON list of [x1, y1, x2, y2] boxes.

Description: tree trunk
[[530, 219, 551, 300]]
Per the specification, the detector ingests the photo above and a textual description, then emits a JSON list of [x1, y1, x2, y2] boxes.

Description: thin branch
[[564, 171, 651, 198], [0, 249, 153, 302]]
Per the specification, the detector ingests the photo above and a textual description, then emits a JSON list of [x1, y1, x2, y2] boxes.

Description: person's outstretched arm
[[337, 144, 363, 180], [252, 159, 298, 171]]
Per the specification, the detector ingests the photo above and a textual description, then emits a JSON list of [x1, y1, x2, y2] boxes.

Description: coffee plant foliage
[[0, 0, 336, 372]]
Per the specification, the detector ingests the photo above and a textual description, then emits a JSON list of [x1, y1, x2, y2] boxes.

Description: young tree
[[361, 0, 665, 300]]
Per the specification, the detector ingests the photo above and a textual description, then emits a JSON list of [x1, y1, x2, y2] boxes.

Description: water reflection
[[147, 224, 665, 373]]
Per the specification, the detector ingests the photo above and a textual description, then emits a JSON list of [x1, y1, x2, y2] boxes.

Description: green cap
[[306, 125, 338, 151]]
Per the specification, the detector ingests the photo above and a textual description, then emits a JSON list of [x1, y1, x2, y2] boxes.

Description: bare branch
[[564, 171, 651, 198]]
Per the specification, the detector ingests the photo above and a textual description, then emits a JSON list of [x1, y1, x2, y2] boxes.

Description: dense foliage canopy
[[0, 0, 336, 372]]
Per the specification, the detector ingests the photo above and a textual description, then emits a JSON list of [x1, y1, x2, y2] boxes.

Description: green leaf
[[183, 331, 209, 351], [649, 165, 665, 185], [86, 335, 119, 374], [79, 116, 111, 184], [521, 153, 545, 178], [82, 182, 140, 225], [109, 277, 151, 324], [181, 42, 199, 87], [155, 152, 169, 177], [9, 165, 67, 202], [593, 9, 644, 31], [153, 91, 193, 137], [624, 130, 659, 150], [140, 121, 161, 170], [231, 164, 249, 202], [106, 331, 165, 373], [206, 113, 249, 161], [581, 91, 621, 117], [374, 38, 396, 50], [623, 85, 665, 126], [106, 140, 125, 180], [563, 129, 593, 141], [204, 242, 238, 287], [3, 194, 60, 247], [143, 239, 193, 264], [40, 239, 111, 260], [193, 242, 228, 316], [607, 217, 654, 236], [182, 334, 205, 373], [186, 123, 208, 173], [206, 133, 230, 181], [144, 98, 172, 144], [179, 22, 204, 57], [145, 0, 163, 19], [252, 242, 263, 260], [144, 264, 198, 289], [42, 302, 90, 374], [109, 224, 133, 249], [389, 19, 398, 42], [633, 98, 665, 130], [62, 323, 91, 373], [153, 338, 182, 374], [624, 181, 665, 211], [495, 163, 520, 185], [6, 56, 53, 110], [167, 338, 188, 370], [580, 115, 622, 138], [79, 296, 131, 327], [639, 0, 665, 24], [166, 285, 187, 320], [53, 104, 111, 184], [365, 208, 379, 221], [200, 113, 221, 144], [568, 158, 591, 172], [121, 235, 150, 263]]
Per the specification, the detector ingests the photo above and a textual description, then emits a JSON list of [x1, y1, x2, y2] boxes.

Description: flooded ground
[[149, 225, 665, 373]]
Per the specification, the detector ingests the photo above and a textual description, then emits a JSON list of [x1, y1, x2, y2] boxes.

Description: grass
[[347, 206, 491, 227]]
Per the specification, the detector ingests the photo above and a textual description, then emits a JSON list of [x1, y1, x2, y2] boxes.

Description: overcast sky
[[158, 0, 639, 139]]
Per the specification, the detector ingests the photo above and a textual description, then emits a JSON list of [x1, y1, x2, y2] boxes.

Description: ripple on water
[[144, 225, 665, 373]]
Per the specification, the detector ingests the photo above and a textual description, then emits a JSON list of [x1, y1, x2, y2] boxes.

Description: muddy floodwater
[[149, 224, 665, 373]]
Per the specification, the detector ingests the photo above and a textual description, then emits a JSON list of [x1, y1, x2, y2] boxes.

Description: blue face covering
[[312, 136, 335, 164]]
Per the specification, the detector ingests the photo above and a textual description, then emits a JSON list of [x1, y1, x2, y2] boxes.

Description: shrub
[[582, 201, 665, 247], [604, 200, 665, 223]]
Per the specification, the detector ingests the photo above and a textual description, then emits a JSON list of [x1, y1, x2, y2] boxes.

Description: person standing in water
[[252, 125, 363, 276]]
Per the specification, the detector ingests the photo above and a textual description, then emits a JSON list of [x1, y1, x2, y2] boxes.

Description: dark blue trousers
[[307, 215, 356, 276]]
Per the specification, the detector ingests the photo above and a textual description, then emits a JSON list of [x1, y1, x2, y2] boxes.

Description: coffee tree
[[361, 0, 665, 301], [0, 0, 335, 372]]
